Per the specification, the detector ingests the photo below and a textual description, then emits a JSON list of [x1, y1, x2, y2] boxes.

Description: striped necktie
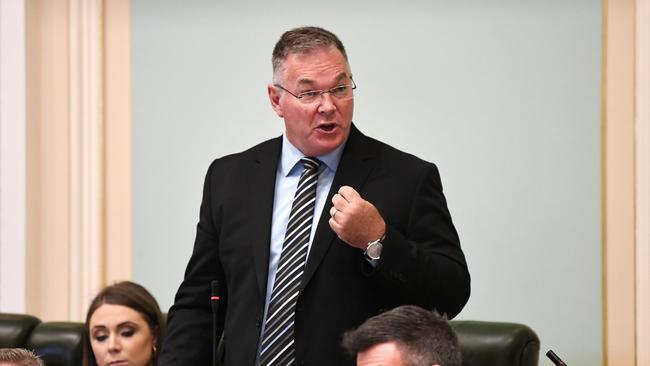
[[259, 157, 321, 366]]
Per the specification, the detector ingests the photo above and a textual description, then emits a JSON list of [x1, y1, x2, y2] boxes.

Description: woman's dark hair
[[81, 281, 165, 366]]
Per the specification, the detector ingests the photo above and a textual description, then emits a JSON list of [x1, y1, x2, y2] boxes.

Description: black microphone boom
[[211, 280, 221, 366], [546, 350, 568, 366]]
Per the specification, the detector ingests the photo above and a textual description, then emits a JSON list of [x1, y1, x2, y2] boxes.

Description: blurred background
[[1, 0, 648, 365]]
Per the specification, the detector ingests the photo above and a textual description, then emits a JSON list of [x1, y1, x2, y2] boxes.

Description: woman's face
[[89, 304, 156, 366]]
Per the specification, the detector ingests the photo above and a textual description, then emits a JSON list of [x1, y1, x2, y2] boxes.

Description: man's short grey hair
[[271, 26, 348, 83], [0, 348, 44, 366], [342, 305, 462, 366]]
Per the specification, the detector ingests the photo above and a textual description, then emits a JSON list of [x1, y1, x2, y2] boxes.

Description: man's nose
[[317, 92, 336, 113]]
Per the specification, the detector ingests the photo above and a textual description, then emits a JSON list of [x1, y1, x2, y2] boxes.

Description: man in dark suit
[[160, 26, 470, 366]]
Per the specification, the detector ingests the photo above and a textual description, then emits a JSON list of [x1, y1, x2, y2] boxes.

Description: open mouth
[[317, 123, 337, 132]]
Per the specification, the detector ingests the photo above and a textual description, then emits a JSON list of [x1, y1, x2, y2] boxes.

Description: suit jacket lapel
[[248, 137, 282, 298], [300, 125, 378, 292]]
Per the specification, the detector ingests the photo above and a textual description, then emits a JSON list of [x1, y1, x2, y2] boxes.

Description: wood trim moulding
[[636, 0, 650, 365], [603, 0, 637, 364], [103, 0, 132, 284], [25, 0, 72, 321]]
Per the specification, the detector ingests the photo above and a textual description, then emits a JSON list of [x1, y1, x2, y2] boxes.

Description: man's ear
[[268, 84, 284, 118]]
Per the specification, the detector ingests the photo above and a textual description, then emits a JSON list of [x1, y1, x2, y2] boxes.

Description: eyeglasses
[[274, 78, 357, 104]]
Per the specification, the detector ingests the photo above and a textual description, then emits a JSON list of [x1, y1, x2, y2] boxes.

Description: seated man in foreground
[[0, 349, 44, 366], [342, 305, 461, 366]]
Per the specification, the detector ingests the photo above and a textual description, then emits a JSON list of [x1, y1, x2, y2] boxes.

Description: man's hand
[[328, 186, 386, 250]]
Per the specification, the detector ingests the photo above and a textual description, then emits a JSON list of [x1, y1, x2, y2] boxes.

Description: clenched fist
[[328, 186, 386, 250]]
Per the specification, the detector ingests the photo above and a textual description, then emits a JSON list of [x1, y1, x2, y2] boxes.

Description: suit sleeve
[[374, 162, 470, 318], [159, 161, 227, 365]]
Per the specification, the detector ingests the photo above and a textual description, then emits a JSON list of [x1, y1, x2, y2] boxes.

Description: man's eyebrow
[[333, 73, 348, 83], [296, 73, 349, 87], [296, 78, 316, 86]]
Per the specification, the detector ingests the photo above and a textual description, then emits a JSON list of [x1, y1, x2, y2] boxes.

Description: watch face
[[366, 242, 382, 259]]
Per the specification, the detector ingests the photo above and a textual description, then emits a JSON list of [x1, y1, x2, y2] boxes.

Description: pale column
[[25, 0, 132, 321], [104, 0, 132, 284], [68, 0, 104, 321], [603, 0, 637, 364], [26, 0, 72, 321]]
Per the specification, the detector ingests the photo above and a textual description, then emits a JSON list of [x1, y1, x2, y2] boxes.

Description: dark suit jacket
[[160, 125, 470, 366]]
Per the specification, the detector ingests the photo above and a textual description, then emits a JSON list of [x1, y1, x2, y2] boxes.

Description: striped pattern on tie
[[259, 157, 321, 366]]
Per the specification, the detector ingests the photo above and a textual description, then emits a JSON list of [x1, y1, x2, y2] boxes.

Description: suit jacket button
[[255, 317, 262, 327]]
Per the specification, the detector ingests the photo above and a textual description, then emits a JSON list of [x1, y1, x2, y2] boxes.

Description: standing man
[[160, 26, 470, 366]]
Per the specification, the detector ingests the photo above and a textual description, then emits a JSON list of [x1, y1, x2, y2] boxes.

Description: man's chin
[[304, 139, 345, 157]]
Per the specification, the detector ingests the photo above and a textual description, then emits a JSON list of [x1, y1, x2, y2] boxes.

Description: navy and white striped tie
[[259, 157, 321, 366]]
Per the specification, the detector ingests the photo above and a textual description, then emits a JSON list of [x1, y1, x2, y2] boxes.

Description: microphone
[[211, 280, 220, 314], [546, 350, 568, 366], [211, 280, 220, 366]]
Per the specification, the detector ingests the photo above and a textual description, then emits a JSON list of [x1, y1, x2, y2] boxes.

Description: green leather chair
[[27, 321, 85, 366], [0, 313, 41, 348], [451, 320, 540, 366], [1, 312, 540, 366]]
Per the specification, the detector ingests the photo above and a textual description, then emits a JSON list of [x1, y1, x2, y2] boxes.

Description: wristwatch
[[364, 235, 385, 260]]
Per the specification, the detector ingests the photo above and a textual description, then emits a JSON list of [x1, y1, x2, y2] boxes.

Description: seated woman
[[82, 281, 165, 366]]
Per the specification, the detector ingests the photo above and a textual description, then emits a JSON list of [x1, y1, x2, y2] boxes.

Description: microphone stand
[[211, 280, 221, 366]]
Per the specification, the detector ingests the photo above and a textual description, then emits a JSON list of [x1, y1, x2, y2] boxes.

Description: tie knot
[[300, 157, 321, 172]]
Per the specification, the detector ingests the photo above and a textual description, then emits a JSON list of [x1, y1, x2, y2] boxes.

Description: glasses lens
[[298, 91, 319, 103], [331, 85, 349, 98], [296, 83, 355, 104]]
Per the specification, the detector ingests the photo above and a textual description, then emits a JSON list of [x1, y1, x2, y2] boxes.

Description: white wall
[[132, 1, 602, 364], [0, 0, 26, 313]]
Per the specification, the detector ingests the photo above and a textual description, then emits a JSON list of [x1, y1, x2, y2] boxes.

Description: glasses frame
[[274, 77, 357, 103]]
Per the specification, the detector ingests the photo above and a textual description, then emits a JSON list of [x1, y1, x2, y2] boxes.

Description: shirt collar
[[280, 134, 346, 177]]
